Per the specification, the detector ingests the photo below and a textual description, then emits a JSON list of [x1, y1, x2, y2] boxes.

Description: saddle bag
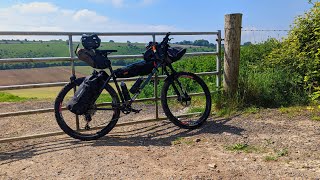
[[114, 60, 155, 78], [67, 73, 105, 115], [77, 48, 111, 69]]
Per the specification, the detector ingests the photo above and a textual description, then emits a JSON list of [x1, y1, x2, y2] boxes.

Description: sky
[[0, 0, 314, 43]]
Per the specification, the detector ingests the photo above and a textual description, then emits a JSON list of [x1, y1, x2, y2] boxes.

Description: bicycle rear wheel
[[54, 80, 120, 141], [161, 72, 211, 129]]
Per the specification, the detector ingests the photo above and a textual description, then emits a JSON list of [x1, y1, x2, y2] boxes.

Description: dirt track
[[0, 103, 319, 179]]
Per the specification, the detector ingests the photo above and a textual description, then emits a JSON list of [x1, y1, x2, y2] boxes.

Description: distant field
[[0, 65, 124, 86], [0, 41, 214, 59], [4, 86, 66, 100], [3, 81, 135, 100], [0, 41, 215, 100], [0, 42, 145, 59], [73, 65, 123, 75], [0, 67, 86, 86]]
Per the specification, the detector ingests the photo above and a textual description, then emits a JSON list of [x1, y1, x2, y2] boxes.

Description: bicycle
[[54, 32, 212, 141]]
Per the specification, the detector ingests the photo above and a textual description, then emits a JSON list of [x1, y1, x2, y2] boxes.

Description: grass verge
[[0, 92, 34, 102]]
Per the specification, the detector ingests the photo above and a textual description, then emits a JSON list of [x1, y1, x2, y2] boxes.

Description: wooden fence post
[[223, 13, 242, 95]]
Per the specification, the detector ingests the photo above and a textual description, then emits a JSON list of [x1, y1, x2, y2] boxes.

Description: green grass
[[311, 116, 320, 121], [278, 106, 305, 117], [4, 87, 64, 100], [171, 137, 194, 145], [4, 80, 134, 100], [0, 42, 70, 58], [96, 93, 113, 103], [0, 41, 213, 59], [277, 149, 288, 157], [0, 92, 33, 102], [225, 143, 259, 153], [264, 149, 288, 162], [187, 106, 205, 113], [243, 106, 260, 114], [264, 155, 278, 161]]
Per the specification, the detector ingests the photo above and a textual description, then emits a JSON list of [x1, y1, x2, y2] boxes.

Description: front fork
[[164, 65, 190, 105]]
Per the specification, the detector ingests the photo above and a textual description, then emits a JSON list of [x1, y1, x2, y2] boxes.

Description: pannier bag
[[114, 60, 155, 78], [81, 34, 101, 50], [77, 48, 111, 69], [67, 73, 105, 115], [167, 47, 186, 63]]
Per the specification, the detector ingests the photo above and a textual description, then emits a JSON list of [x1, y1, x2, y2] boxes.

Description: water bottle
[[130, 77, 143, 94], [120, 81, 131, 101]]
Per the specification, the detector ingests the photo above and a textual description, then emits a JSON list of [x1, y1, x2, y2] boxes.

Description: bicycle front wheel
[[54, 80, 120, 141], [161, 72, 211, 129]]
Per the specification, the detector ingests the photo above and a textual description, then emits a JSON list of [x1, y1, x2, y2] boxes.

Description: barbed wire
[[242, 29, 289, 32]]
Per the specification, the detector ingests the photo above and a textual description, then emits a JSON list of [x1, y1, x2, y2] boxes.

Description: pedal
[[132, 108, 142, 114], [85, 123, 90, 130]]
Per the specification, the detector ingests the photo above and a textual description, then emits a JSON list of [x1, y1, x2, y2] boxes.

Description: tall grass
[[238, 67, 308, 107], [237, 40, 309, 108]]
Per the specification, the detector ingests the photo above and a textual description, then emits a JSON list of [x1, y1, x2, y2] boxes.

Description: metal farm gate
[[0, 31, 222, 143]]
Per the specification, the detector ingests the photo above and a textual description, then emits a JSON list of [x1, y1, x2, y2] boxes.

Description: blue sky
[[0, 0, 313, 42]]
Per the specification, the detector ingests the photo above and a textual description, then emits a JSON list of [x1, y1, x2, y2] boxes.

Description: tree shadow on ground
[[0, 116, 245, 165]]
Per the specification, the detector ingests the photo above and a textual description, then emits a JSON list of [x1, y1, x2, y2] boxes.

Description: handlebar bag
[[167, 47, 186, 62], [67, 73, 105, 115], [143, 48, 154, 62], [77, 48, 111, 69], [114, 60, 154, 78]]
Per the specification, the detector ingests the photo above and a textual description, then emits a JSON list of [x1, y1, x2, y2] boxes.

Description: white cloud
[[0, 2, 180, 42], [11, 2, 58, 14], [88, 0, 155, 8], [111, 0, 124, 8], [88, 0, 124, 7], [73, 9, 108, 23]]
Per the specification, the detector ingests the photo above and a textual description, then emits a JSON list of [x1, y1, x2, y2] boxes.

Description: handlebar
[[161, 32, 171, 45]]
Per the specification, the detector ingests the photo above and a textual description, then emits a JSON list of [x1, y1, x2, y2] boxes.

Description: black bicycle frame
[[100, 62, 163, 107]]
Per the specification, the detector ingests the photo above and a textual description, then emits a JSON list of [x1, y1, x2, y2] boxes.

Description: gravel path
[[0, 102, 319, 179]]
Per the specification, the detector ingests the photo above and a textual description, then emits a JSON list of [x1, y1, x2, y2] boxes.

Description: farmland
[[0, 39, 216, 101]]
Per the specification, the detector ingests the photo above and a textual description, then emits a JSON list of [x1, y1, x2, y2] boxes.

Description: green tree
[[267, 2, 320, 100], [193, 39, 210, 46]]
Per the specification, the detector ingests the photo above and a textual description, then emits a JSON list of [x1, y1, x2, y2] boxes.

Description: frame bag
[[67, 73, 105, 115], [114, 60, 155, 78]]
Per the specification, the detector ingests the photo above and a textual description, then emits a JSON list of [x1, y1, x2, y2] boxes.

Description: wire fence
[[241, 29, 290, 44]]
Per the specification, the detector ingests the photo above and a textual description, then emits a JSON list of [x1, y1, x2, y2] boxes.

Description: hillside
[[0, 41, 214, 70], [0, 67, 87, 86]]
